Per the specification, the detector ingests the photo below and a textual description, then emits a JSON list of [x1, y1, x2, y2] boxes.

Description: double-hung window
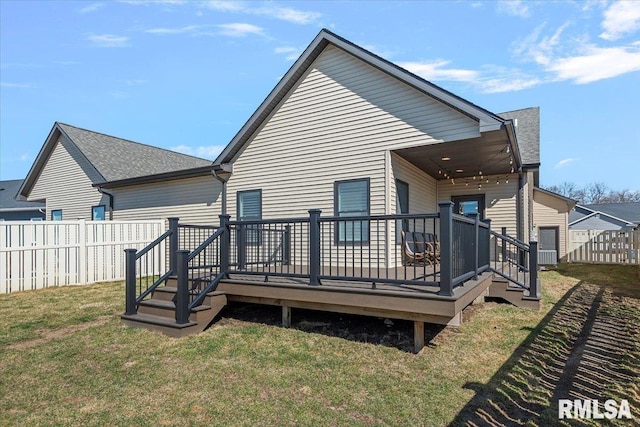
[[237, 190, 262, 244], [92, 205, 106, 221], [335, 179, 370, 243]]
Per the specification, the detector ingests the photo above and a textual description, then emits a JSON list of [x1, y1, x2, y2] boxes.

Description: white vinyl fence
[[568, 229, 640, 265], [1, 220, 166, 293]]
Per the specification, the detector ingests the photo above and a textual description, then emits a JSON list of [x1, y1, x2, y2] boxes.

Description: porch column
[[438, 201, 454, 296]]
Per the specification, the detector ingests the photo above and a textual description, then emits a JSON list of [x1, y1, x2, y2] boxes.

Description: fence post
[[219, 215, 230, 275], [175, 250, 190, 324], [124, 248, 137, 315], [78, 219, 87, 285], [309, 209, 322, 286], [438, 202, 454, 296], [471, 213, 479, 280], [528, 241, 539, 299], [168, 217, 179, 273], [283, 225, 291, 266]]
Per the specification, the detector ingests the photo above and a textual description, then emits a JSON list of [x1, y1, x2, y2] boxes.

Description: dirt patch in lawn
[[7, 315, 113, 351]]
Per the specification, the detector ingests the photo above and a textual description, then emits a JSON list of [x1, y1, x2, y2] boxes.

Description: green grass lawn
[[1, 264, 638, 426]]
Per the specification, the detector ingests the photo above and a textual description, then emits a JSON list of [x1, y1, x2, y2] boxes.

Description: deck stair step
[[121, 287, 227, 337], [488, 279, 540, 310]]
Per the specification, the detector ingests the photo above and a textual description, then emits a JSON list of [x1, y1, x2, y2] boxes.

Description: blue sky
[[1, 0, 639, 191]]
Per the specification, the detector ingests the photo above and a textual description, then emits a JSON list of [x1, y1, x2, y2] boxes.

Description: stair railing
[[174, 215, 230, 324], [125, 218, 179, 316], [489, 229, 539, 298]]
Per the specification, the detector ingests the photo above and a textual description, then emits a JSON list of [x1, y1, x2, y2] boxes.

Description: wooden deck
[[217, 270, 495, 327]]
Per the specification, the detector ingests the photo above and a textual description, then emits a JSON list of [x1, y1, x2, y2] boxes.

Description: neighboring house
[[17, 123, 222, 224], [211, 29, 539, 244], [569, 203, 640, 232], [0, 179, 45, 221], [532, 187, 576, 263]]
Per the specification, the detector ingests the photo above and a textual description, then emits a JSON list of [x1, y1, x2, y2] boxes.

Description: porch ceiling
[[393, 130, 516, 181]]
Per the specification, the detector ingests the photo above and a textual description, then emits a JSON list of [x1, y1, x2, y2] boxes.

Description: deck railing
[[125, 203, 539, 318], [124, 218, 179, 315]]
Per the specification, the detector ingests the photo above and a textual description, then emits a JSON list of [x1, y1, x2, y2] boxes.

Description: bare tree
[[583, 182, 609, 204], [543, 182, 640, 204]]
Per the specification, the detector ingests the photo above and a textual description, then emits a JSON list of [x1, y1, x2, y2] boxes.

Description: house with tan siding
[[17, 123, 221, 224], [211, 29, 540, 247], [532, 187, 576, 263]]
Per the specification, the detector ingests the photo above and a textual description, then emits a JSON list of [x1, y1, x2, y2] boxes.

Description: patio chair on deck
[[401, 231, 426, 265], [424, 233, 440, 264]]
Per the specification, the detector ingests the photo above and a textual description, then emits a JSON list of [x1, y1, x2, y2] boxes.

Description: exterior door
[[539, 226, 559, 264]]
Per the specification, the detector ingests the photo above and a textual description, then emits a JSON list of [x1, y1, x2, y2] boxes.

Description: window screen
[[335, 179, 369, 243]]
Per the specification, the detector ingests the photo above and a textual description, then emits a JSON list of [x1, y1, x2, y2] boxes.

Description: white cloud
[[122, 79, 148, 86], [496, 0, 530, 18], [555, 158, 577, 168], [145, 25, 204, 35], [171, 144, 224, 159], [204, 1, 321, 24], [217, 23, 264, 37], [87, 34, 129, 47], [20, 154, 31, 162], [600, 1, 640, 41], [397, 60, 479, 82], [274, 46, 302, 61], [80, 3, 104, 13], [548, 44, 640, 83]]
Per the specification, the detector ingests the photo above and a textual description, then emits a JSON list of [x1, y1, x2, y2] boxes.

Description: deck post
[[471, 213, 479, 280], [484, 219, 492, 266], [309, 209, 322, 286], [237, 225, 247, 270], [438, 202, 454, 296], [124, 248, 137, 315], [413, 321, 425, 353], [501, 226, 507, 261], [529, 241, 539, 299], [168, 217, 179, 273], [282, 306, 292, 328], [283, 225, 291, 266], [219, 215, 230, 275], [175, 250, 190, 324]]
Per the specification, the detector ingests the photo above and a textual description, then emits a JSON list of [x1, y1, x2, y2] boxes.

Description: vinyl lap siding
[[112, 176, 222, 225], [437, 175, 519, 236], [227, 45, 479, 220], [390, 153, 437, 214], [533, 193, 568, 259], [28, 135, 106, 220]]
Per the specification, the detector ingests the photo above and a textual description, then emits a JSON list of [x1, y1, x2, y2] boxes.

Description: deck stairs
[[121, 276, 227, 337], [488, 275, 540, 310]]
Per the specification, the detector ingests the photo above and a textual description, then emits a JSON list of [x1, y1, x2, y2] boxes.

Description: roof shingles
[[57, 123, 212, 183]]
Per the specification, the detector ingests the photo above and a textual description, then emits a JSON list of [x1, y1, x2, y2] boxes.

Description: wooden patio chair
[[401, 231, 426, 265], [424, 233, 440, 264]]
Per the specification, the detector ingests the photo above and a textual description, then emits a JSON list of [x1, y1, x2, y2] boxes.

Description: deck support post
[[282, 306, 292, 328], [219, 215, 230, 275], [529, 241, 539, 299], [413, 321, 425, 354], [168, 217, 179, 273], [438, 201, 454, 296], [124, 248, 137, 315], [175, 250, 190, 324], [309, 209, 322, 286]]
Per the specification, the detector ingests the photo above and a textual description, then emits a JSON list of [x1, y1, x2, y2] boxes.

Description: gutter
[[97, 187, 115, 220], [212, 163, 233, 215]]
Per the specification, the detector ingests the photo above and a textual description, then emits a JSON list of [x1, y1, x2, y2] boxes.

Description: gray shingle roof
[[499, 107, 540, 166], [57, 123, 212, 183], [583, 202, 640, 225], [0, 179, 45, 210]]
